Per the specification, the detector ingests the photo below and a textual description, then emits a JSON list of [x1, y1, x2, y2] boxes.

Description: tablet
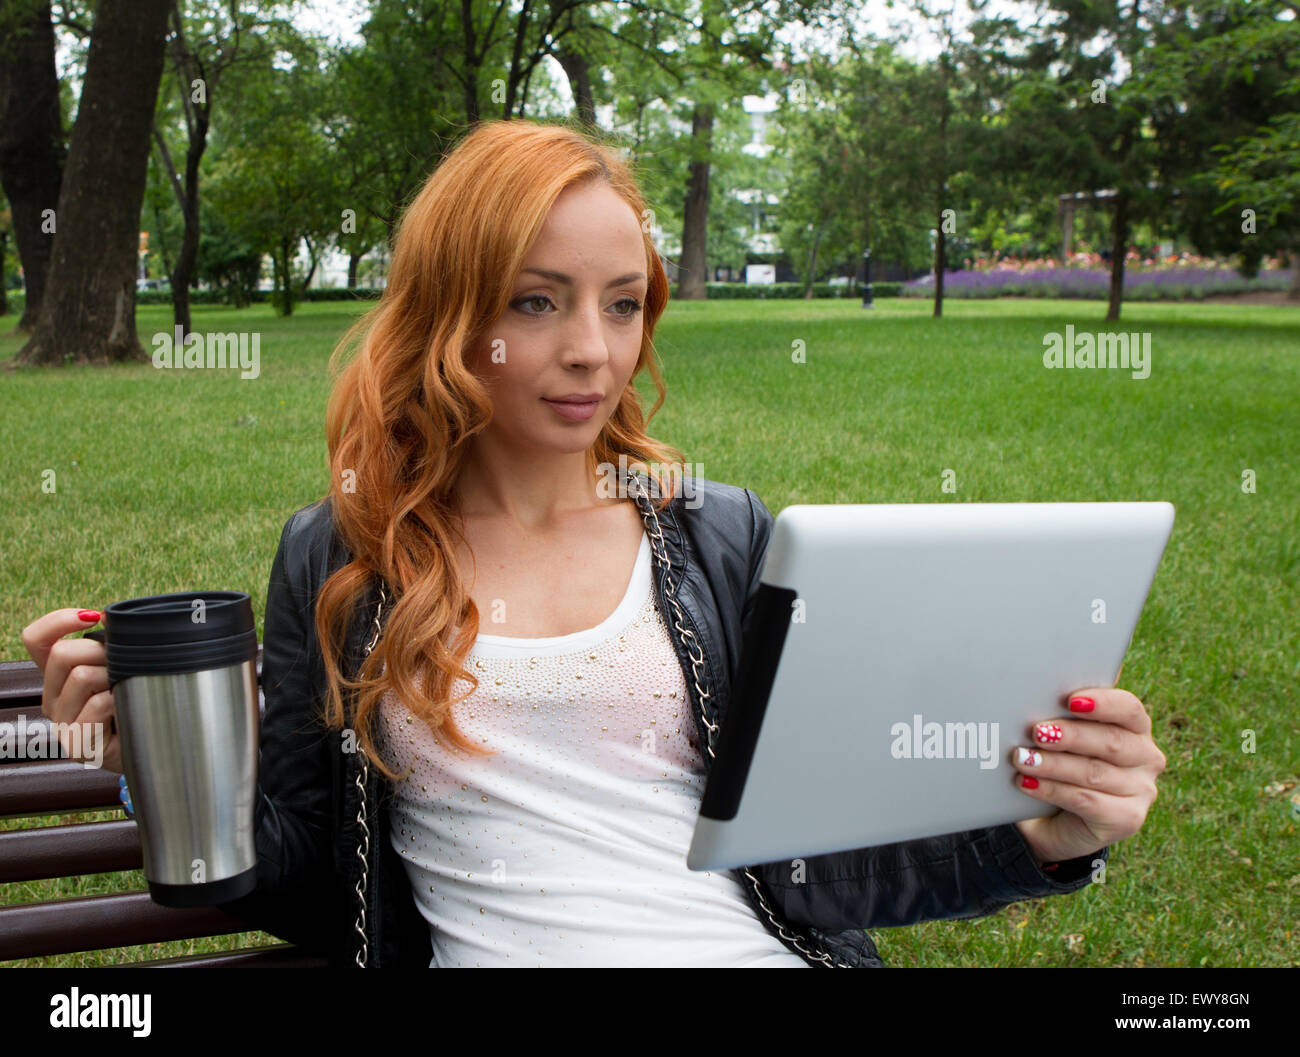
[[686, 501, 1175, 871]]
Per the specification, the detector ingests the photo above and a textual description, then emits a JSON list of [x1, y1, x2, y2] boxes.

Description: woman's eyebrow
[[521, 267, 645, 286]]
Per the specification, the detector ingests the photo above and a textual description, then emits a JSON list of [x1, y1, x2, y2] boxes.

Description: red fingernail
[[1021, 775, 1040, 789], [1069, 696, 1095, 712], [77, 610, 102, 623]]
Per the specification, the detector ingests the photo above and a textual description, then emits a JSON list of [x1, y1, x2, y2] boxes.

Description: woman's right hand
[[19, 609, 123, 774]]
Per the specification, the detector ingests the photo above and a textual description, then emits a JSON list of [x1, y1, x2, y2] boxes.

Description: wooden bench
[[0, 650, 325, 967]]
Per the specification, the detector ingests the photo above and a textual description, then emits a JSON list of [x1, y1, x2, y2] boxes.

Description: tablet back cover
[[688, 501, 1174, 871]]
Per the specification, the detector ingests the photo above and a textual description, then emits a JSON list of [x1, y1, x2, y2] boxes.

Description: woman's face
[[467, 179, 649, 460]]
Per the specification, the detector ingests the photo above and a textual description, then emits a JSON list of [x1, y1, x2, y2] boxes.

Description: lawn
[[2, 295, 1296, 966]]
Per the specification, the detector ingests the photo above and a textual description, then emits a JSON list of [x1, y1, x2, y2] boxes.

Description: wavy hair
[[314, 119, 686, 782]]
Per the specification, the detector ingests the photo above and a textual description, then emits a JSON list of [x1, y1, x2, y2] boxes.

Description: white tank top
[[374, 529, 809, 967]]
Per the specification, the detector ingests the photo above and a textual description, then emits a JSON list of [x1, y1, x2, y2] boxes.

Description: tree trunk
[[677, 102, 714, 301], [14, 0, 172, 366], [1106, 190, 1129, 322], [804, 217, 827, 298], [461, 0, 480, 123], [1289, 246, 1300, 303], [150, 192, 173, 280], [933, 202, 946, 319], [151, 0, 211, 338], [169, 121, 206, 334], [275, 235, 295, 316], [930, 193, 951, 315], [554, 41, 596, 130], [154, 115, 206, 335], [0, 0, 65, 331], [348, 250, 361, 288], [301, 234, 318, 290], [933, 52, 950, 320], [931, 44, 952, 320]]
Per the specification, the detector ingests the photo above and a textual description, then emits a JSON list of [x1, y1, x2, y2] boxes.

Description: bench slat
[[0, 661, 43, 703], [0, 890, 252, 960], [0, 651, 263, 705], [127, 943, 327, 968], [0, 819, 141, 882], [0, 760, 119, 817], [0, 702, 44, 725]]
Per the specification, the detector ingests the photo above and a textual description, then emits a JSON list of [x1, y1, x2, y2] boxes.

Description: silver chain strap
[[352, 579, 390, 968], [623, 471, 721, 758], [623, 469, 851, 968]]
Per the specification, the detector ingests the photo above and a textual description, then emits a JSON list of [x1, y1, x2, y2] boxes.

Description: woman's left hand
[[1012, 687, 1166, 869]]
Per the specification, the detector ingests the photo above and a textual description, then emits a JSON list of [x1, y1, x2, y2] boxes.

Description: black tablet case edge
[[698, 582, 797, 822]]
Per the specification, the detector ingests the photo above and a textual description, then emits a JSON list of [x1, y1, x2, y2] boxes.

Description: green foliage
[[131, 286, 383, 306], [775, 41, 941, 283], [204, 28, 344, 317], [1141, 0, 1300, 268]]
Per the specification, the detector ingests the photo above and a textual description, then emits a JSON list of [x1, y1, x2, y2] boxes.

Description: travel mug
[[84, 591, 259, 907]]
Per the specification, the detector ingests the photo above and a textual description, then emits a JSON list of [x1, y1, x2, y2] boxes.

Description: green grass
[[2, 296, 1297, 967]]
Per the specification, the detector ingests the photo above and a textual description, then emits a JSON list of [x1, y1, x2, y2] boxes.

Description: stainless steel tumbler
[[89, 591, 259, 907]]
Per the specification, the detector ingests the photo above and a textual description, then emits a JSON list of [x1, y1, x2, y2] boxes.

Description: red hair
[[314, 119, 685, 781]]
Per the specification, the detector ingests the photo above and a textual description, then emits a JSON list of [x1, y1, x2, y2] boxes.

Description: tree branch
[[151, 122, 187, 215]]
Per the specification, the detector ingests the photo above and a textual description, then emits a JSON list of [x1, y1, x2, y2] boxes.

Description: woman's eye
[[514, 295, 643, 317], [516, 295, 552, 314]]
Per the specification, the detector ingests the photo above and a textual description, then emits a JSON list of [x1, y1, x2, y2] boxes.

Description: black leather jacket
[[218, 470, 1106, 967]]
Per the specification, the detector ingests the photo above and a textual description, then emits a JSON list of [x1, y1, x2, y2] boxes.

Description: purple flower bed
[[900, 266, 1293, 300]]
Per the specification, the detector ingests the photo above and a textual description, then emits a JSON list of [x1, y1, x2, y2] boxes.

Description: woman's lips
[[543, 398, 600, 421]]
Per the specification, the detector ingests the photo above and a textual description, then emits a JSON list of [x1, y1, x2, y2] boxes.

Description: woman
[[24, 119, 1166, 967]]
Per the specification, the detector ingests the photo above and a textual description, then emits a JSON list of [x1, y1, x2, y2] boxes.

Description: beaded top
[[374, 530, 808, 966]]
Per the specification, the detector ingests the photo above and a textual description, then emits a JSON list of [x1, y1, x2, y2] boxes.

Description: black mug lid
[[99, 591, 254, 642], [83, 591, 257, 686]]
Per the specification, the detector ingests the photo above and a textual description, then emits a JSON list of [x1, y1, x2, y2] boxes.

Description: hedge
[[2, 282, 906, 316]]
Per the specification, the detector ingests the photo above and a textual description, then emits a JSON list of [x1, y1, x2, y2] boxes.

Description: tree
[[14, 0, 172, 367], [898, 0, 996, 317], [192, 179, 264, 307], [945, 8, 1068, 264], [0, 0, 65, 330], [1215, 110, 1300, 299], [325, 6, 468, 253], [1015, 0, 1183, 322], [672, 0, 785, 298], [150, 0, 301, 333], [208, 31, 341, 316], [1143, 0, 1300, 297], [553, 6, 600, 129], [911, 0, 961, 317], [775, 39, 934, 294]]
